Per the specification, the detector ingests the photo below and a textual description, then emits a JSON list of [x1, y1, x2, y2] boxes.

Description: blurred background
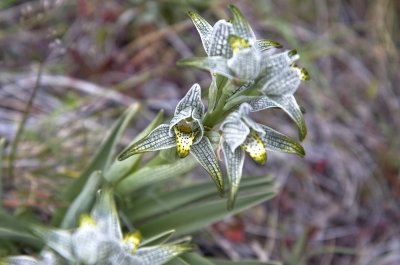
[[0, 0, 399, 264]]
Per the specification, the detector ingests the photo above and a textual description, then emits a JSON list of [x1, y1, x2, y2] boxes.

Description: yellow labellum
[[123, 231, 142, 254], [79, 214, 96, 228], [229, 35, 251, 53], [240, 130, 266, 165], [292, 65, 310, 80], [174, 125, 198, 158]]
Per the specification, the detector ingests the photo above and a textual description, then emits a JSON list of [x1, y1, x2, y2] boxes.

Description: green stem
[[8, 63, 44, 179], [203, 92, 229, 128]]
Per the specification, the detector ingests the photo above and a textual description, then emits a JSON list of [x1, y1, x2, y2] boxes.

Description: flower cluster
[[118, 5, 308, 209], [2, 189, 191, 265]]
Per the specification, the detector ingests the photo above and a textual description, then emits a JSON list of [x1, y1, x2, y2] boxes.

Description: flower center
[[229, 35, 251, 53], [79, 214, 96, 228], [240, 129, 266, 165], [174, 121, 198, 158], [122, 231, 142, 254]]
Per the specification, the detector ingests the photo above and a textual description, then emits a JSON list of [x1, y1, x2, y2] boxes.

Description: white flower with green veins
[[118, 83, 224, 195], [179, 4, 287, 81], [221, 103, 305, 209], [180, 5, 309, 141], [2, 189, 191, 265]]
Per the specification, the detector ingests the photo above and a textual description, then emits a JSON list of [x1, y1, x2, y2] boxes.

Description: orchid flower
[[117, 83, 224, 195], [180, 5, 284, 81], [2, 188, 191, 265], [221, 103, 305, 209], [180, 5, 309, 140]]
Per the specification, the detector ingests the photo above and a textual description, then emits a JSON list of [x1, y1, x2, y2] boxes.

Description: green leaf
[[0, 212, 43, 249], [128, 175, 272, 222], [176, 253, 216, 265], [260, 124, 305, 156], [190, 137, 224, 196], [62, 103, 141, 202], [141, 229, 176, 246], [116, 155, 198, 195], [0, 138, 4, 211], [60, 171, 103, 229], [137, 179, 277, 237], [106, 110, 164, 184], [178, 57, 235, 80], [187, 11, 213, 54], [209, 258, 282, 265]]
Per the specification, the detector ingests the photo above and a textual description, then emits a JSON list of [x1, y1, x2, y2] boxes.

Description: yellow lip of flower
[[229, 35, 251, 53], [122, 231, 142, 254], [240, 129, 267, 165], [291, 64, 309, 81], [79, 214, 96, 228], [174, 123, 199, 158]]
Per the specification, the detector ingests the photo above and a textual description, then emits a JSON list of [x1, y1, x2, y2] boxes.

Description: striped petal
[[228, 5, 256, 42], [208, 20, 234, 57], [260, 124, 305, 156], [178, 56, 236, 80], [260, 66, 302, 96], [240, 129, 267, 165], [91, 188, 122, 240], [222, 141, 245, 210], [248, 95, 307, 141], [187, 11, 213, 53], [132, 244, 192, 265], [190, 137, 224, 196], [227, 35, 261, 80], [117, 124, 176, 160], [257, 39, 283, 52]]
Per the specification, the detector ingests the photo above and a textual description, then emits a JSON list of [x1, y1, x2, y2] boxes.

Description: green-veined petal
[[221, 141, 245, 210], [257, 39, 283, 51], [208, 20, 234, 57], [169, 84, 204, 145], [221, 109, 250, 151], [228, 5, 256, 42], [260, 124, 305, 156], [248, 95, 307, 141], [133, 244, 192, 265], [178, 56, 236, 80], [117, 125, 176, 160], [190, 137, 224, 196], [187, 11, 213, 53], [227, 36, 261, 80], [91, 188, 122, 240], [261, 66, 302, 96], [33, 228, 74, 261], [260, 50, 299, 75]]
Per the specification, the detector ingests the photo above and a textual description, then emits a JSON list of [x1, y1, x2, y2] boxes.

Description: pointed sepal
[[187, 11, 213, 53], [117, 124, 176, 160], [221, 141, 245, 210], [228, 4, 256, 42], [178, 56, 236, 80], [248, 95, 307, 141], [208, 20, 234, 57], [260, 124, 305, 156], [190, 137, 224, 196]]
